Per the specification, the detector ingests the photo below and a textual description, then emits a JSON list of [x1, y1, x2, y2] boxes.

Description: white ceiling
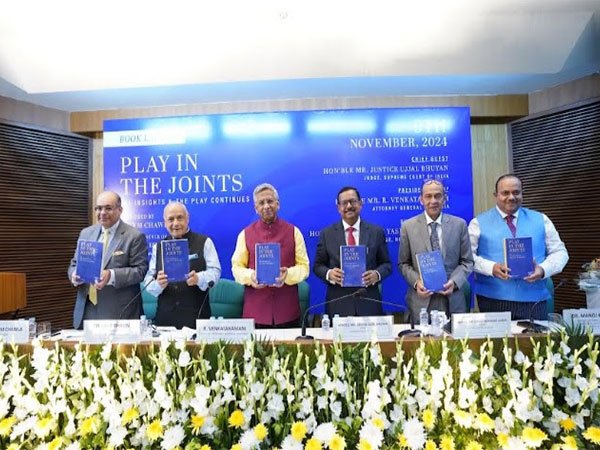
[[1, 0, 599, 112]]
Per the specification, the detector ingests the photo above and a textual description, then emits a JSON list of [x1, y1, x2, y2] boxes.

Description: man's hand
[[416, 280, 433, 298], [492, 263, 511, 280], [94, 270, 111, 290], [437, 280, 455, 297], [156, 270, 169, 288], [328, 268, 344, 285], [250, 271, 266, 289], [273, 267, 288, 288], [71, 273, 83, 287], [186, 270, 198, 287], [362, 270, 379, 287], [524, 264, 545, 283]]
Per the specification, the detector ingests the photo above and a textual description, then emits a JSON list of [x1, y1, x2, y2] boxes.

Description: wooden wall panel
[[509, 98, 600, 311], [0, 95, 70, 132], [0, 120, 90, 329], [529, 74, 600, 115]]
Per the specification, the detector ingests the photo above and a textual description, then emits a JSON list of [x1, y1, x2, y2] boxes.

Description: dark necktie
[[347, 227, 356, 245], [430, 222, 440, 251], [506, 215, 517, 237]]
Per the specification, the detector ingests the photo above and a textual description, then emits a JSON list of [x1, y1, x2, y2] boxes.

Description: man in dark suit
[[313, 186, 392, 316], [68, 191, 148, 329], [399, 179, 473, 323]]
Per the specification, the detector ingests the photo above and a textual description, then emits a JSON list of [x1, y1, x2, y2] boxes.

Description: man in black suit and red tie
[[313, 186, 392, 316]]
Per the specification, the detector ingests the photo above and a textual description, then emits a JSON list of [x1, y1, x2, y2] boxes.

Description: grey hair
[[163, 201, 189, 217], [253, 183, 279, 202]]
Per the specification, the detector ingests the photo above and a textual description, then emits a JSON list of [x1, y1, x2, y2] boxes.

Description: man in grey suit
[[399, 179, 473, 323], [68, 191, 148, 329], [313, 186, 392, 316]]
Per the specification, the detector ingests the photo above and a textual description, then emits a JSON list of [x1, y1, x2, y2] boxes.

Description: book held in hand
[[255, 243, 280, 285], [340, 245, 366, 287], [76, 239, 103, 284], [162, 239, 190, 282], [504, 237, 533, 278], [416, 250, 447, 292]]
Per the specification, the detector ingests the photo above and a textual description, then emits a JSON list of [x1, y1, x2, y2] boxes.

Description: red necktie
[[347, 227, 356, 245], [506, 215, 517, 237]]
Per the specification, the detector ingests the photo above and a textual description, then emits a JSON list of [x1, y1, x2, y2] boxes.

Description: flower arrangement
[[578, 258, 600, 290], [0, 334, 598, 450]]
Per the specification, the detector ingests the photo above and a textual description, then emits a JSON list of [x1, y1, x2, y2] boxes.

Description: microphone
[[518, 278, 568, 333], [357, 294, 421, 338], [196, 280, 215, 321], [295, 288, 366, 340], [118, 278, 154, 320]]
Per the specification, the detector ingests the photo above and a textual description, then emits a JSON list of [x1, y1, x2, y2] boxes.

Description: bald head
[[95, 191, 123, 228], [163, 202, 190, 238]]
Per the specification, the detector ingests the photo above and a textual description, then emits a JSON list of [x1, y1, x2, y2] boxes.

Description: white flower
[[313, 422, 336, 442], [369, 344, 381, 367], [240, 428, 259, 449], [250, 382, 265, 400], [330, 401, 342, 419], [281, 435, 303, 450], [178, 350, 191, 367], [565, 386, 581, 406], [317, 396, 327, 410], [403, 418, 426, 450], [64, 443, 81, 450], [220, 372, 234, 389], [107, 425, 128, 447], [505, 437, 527, 450], [458, 385, 477, 408], [359, 422, 383, 449], [161, 425, 185, 450]]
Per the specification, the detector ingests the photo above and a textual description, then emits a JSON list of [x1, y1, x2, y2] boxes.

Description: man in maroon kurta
[[231, 183, 310, 327]]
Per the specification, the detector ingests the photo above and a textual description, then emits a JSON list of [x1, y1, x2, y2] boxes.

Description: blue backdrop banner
[[103, 107, 473, 311]]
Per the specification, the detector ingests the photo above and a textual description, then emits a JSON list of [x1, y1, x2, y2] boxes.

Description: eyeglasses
[[94, 205, 117, 213], [338, 199, 360, 207]]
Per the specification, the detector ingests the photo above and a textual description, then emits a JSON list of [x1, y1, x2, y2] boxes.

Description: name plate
[[196, 318, 255, 343], [333, 316, 394, 342], [451, 312, 511, 338], [83, 320, 142, 343], [563, 309, 600, 334], [0, 320, 29, 343]]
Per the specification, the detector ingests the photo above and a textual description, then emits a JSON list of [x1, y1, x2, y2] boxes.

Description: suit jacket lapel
[[359, 220, 370, 249], [103, 222, 124, 269], [418, 213, 432, 252], [440, 214, 450, 259]]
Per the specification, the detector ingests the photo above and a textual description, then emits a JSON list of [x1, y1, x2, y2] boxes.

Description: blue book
[[504, 237, 534, 278], [255, 243, 280, 285], [76, 239, 103, 284], [162, 239, 190, 282], [416, 250, 447, 292], [340, 245, 366, 287]]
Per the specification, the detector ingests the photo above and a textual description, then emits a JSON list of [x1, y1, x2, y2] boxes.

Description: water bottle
[[140, 315, 148, 339], [431, 310, 442, 337], [28, 318, 37, 340], [321, 314, 330, 331], [419, 308, 429, 334]]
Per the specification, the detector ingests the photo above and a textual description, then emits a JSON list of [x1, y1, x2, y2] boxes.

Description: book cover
[[416, 250, 447, 292], [162, 239, 190, 282], [504, 237, 534, 278], [340, 245, 366, 287], [255, 243, 280, 285], [76, 239, 104, 284]]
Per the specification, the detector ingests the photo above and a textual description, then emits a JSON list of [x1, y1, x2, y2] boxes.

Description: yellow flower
[[440, 436, 455, 450], [191, 415, 205, 435], [228, 410, 245, 428], [199, 446, 211, 450], [465, 442, 483, 450], [0, 416, 16, 437], [48, 437, 63, 450], [422, 409, 435, 430], [561, 435, 578, 450], [255, 423, 268, 441], [425, 440, 437, 450], [329, 434, 346, 450], [398, 434, 408, 448], [454, 410, 472, 428], [79, 416, 101, 437], [583, 426, 600, 444], [371, 416, 384, 430], [475, 413, 494, 432], [35, 417, 54, 438], [357, 439, 372, 450], [522, 427, 547, 447], [305, 438, 322, 450], [146, 419, 164, 441], [497, 433, 509, 447], [231, 445, 242, 450], [291, 421, 307, 442], [559, 417, 576, 432], [122, 408, 139, 426], [7, 445, 20, 450]]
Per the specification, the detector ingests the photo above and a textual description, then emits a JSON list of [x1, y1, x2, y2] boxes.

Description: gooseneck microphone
[[118, 278, 155, 320], [295, 288, 367, 340], [196, 280, 215, 320], [519, 278, 568, 334]]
